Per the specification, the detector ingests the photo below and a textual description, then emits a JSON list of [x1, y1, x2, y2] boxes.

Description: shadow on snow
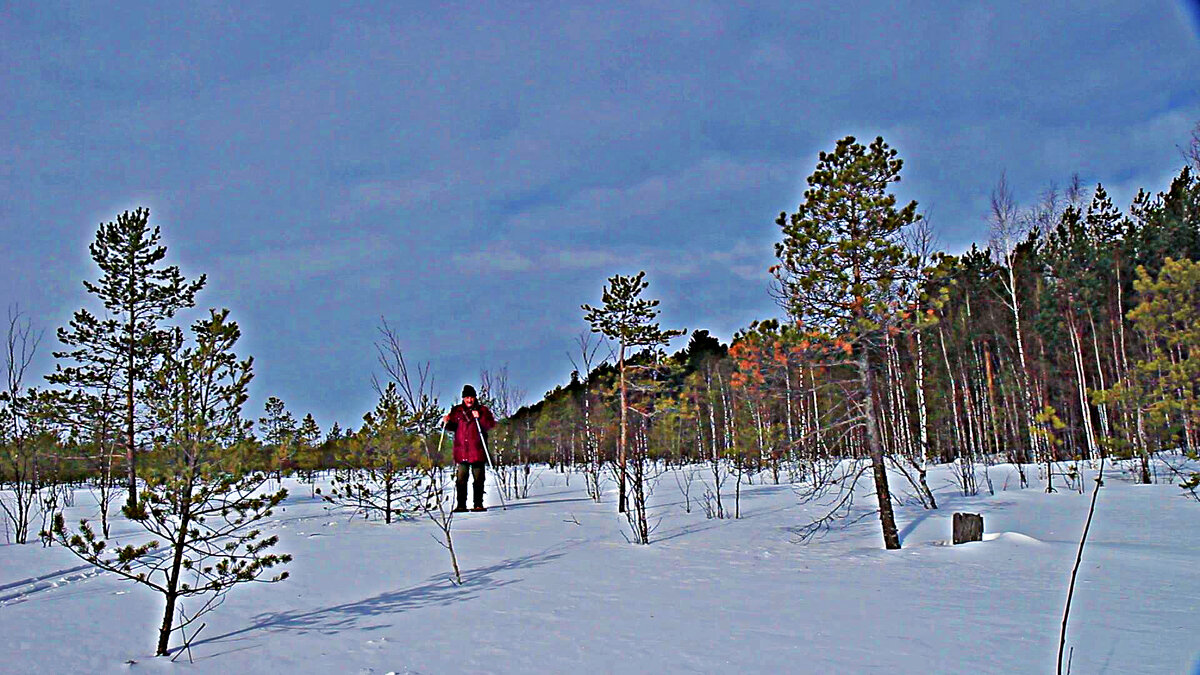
[[184, 546, 567, 659]]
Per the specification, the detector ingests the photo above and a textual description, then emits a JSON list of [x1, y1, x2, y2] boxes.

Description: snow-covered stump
[[952, 512, 983, 544]]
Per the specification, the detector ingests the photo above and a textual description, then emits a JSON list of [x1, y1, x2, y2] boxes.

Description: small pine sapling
[[1181, 452, 1199, 501], [322, 383, 424, 524], [294, 413, 323, 498], [50, 309, 291, 657], [370, 317, 460, 582]]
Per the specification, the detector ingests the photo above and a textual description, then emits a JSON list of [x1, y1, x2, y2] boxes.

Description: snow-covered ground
[[2, 459, 1198, 674]]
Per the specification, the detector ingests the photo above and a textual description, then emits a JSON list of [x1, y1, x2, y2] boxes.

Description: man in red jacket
[[443, 384, 497, 512]]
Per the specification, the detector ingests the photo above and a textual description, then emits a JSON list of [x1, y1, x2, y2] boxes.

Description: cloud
[[707, 240, 774, 282], [503, 156, 793, 235], [213, 238, 394, 291], [348, 179, 442, 210], [636, 239, 774, 282], [452, 244, 535, 274], [451, 244, 617, 276], [447, 236, 772, 283], [543, 247, 623, 270]]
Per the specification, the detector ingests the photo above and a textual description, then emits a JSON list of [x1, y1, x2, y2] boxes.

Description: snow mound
[[982, 531, 1047, 546], [932, 531, 1048, 547]]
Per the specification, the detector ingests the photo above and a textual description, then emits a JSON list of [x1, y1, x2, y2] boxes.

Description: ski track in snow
[[0, 505, 341, 607], [0, 562, 106, 606]]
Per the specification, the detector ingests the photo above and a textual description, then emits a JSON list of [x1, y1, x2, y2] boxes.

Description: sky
[[3, 1, 1199, 432]]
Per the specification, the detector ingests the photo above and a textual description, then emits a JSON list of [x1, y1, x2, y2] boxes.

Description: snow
[[2, 460, 1199, 674]]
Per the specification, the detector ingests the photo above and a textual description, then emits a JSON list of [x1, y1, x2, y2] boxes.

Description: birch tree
[[989, 174, 1045, 466], [0, 306, 46, 543]]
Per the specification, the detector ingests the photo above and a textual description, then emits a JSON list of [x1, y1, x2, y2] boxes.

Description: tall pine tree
[[49, 208, 205, 512], [772, 135, 921, 550]]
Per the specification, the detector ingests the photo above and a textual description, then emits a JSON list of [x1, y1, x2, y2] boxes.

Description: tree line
[[491, 132, 1200, 548]]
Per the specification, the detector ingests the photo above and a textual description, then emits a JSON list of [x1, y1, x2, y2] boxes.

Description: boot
[[472, 472, 486, 512], [454, 472, 469, 513]]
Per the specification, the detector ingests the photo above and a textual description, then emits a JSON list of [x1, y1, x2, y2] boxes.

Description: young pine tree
[[295, 413, 323, 497], [258, 396, 298, 483], [582, 271, 684, 521], [1097, 258, 1200, 480], [323, 383, 424, 524], [51, 308, 290, 657]]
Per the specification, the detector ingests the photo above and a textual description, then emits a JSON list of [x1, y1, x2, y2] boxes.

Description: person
[[443, 384, 496, 512]]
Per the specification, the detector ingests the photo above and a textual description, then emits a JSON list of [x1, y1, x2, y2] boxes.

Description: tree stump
[[953, 512, 984, 544]]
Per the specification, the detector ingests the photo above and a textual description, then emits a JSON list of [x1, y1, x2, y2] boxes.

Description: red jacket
[[446, 403, 496, 463]]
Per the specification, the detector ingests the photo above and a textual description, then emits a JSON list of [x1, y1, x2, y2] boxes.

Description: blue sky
[[3, 1, 1199, 431]]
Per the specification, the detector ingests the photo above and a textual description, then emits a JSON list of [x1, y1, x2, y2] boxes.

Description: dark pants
[[455, 461, 486, 508]]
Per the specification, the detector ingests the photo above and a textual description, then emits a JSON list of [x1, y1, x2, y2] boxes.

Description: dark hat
[[462, 384, 477, 398]]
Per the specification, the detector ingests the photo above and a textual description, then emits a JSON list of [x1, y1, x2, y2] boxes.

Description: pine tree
[[322, 383, 423, 524], [1098, 258, 1200, 470], [295, 413, 323, 497], [1132, 169, 1200, 275], [772, 135, 922, 550], [582, 271, 684, 517], [1042, 201, 1106, 460], [258, 396, 298, 483], [51, 309, 290, 657], [48, 208, 205, 513]]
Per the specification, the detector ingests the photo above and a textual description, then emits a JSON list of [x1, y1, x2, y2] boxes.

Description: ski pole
[[473, 414, 506, 511], [433, 417, 448, 508]]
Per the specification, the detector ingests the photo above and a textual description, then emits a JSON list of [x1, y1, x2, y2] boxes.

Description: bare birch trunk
[[939, 326, 965, 459], [1066, 310, 1098, 459], [912, 331, 936, 508], [618, 342, 628, 514], [1088, 310, 1111, 441]]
